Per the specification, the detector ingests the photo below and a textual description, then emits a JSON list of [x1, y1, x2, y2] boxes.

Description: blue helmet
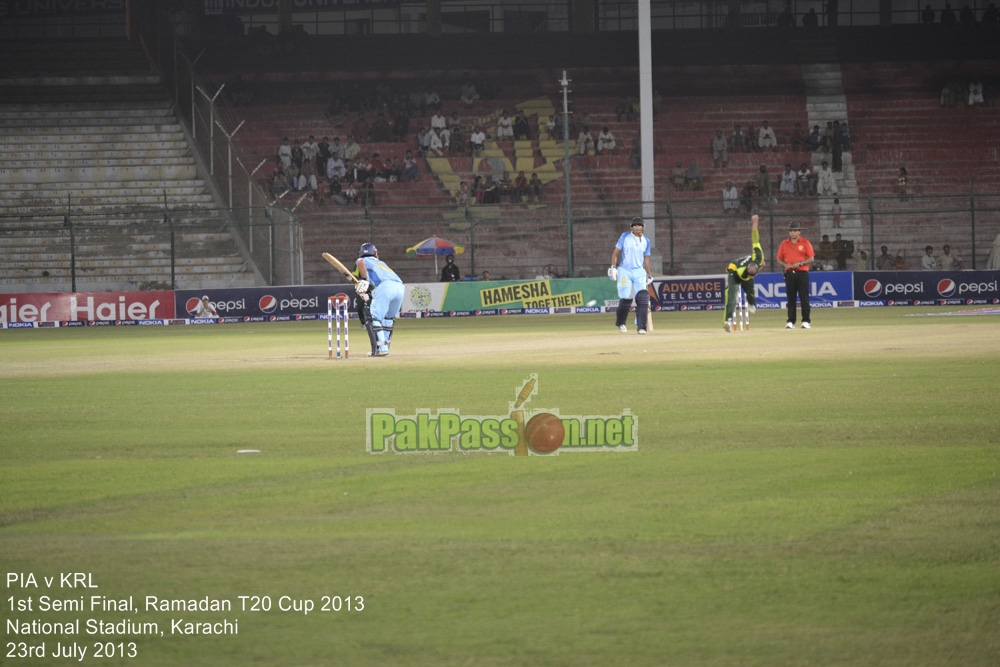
[[359, 243, 378, 258]]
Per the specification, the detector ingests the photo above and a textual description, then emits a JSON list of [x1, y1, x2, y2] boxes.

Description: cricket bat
[[646, 284, 656, 332], [322, 252, 359, 284]]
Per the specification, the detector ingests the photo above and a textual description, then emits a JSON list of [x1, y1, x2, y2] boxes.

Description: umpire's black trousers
[[783, 270, 811, 324]]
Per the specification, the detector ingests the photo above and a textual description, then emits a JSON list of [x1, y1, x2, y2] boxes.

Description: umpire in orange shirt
[[776, 220, 815, 329]]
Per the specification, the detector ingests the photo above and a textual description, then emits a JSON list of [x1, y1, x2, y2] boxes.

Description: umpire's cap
[[788, 221, 802, 230]]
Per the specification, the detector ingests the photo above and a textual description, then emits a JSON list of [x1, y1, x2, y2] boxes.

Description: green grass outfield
[[2, 308, 999, 666]]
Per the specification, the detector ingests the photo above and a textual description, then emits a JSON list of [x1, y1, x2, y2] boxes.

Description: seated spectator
[[449, 125, 466, 156], [968, 80, 985, 106], [816, 235, 837, 265], [894, 167, 909, 198], [459, 74, 480, 106], [439, 125, 451, 153], [741, 179, 759, 214], [369, 111, 393, 143], [496, 110, 514, 140], [301, 136, 319, 166], [417, 126, 432, 156], [941, 82, 961, 107], [546, 114, 560, 140], [875, 246, 897, 271], [285, 163, 300, 191], [745, 123, 761, 153], [597, 126, 617, 153], [514, 170, 529, 202], [271, 167, 290, 197], [755, 163, 773, 201], [670, 161, 687, 190], [938, 244, 962, 270], [298, 160, 318, 191], [457, 180, 470, 206], [758, 120, 778, 151], [685, 161, 703, 191], [424, 90, 442, 112], [806, 124, 822, 152], [448, 110, 463, 133], [796, 162, 814, 196], [482, 175, 499, 204], [730, 124, 747, 153], [577, 125, 595, 155], [369, 152, 385, 180], [427, 127, 444, 156], [615, 97, 636, 122], [816, 161, 838, 195], [326, 155, 346, 181], [941, 2, 957, 24], [343, 181, 359, 205], [528, 172, 543, 202], [802, 7, 819, 27], [722, 180, 739, 213], [278, 137, 292, 169], [832, 233, 852, 270], [790, 123, 806, 152], [328, 176, 345, 205], [497, 171, 514, 202], [472, 175, 485, 204], [960, 4, 977, 23], [400, 150, 417, 183], [779, 163, 796, 196], [921, 245, 936, 270], [777, 4, 794, 27], [513, 110, 531, 140], [362, 177, 377, 207], [430, 110, 447, 133], [711, 130, 728, 167], [382, 157, 401, 183], [343, 135, 361, 162], [351, 113, 369, 142], [469, 126, 486, 156]]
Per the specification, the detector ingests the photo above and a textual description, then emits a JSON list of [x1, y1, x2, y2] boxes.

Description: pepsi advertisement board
[[854, 271, 1000, 306], [175, 285, 356, 319]]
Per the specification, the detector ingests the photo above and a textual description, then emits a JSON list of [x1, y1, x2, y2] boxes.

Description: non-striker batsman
[[609, 217, 654, 334]]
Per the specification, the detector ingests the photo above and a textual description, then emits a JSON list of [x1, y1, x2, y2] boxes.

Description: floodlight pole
[[560, 70, 574, 277]]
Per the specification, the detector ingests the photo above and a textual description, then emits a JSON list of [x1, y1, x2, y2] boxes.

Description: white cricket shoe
[[785, 321, 794, 329], [748, 305, 756, 314], [801, 322, 811, 329], [618, 324, 627, 333], [724, 320, 733, 332], [637, 329, 647, 335]]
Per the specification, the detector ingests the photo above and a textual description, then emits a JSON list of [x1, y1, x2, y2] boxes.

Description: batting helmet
[[359, 242, 378, 258]]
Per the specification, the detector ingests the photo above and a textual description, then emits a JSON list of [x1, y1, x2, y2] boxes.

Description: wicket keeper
[[724, 214, 763, 332], [355, 243, 404, 357], [609, 217, 653, 334]]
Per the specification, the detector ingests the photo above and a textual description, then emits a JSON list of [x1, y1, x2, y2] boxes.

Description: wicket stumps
[[328, 297, 349, 359], [734, 288, 750, 331]]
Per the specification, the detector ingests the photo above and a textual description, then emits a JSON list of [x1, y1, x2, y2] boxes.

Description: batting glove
[[608, 267, 618, 281], [356, 279, 370, 295], [646, 275, 655, 287]]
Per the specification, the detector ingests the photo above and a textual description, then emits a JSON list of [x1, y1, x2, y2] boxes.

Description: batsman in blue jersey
[[355, 242, 404, 356], [609, 217, 654, 334]]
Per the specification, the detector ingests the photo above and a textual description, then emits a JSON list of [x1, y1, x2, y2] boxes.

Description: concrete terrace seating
[[1, 41, 259, 291], [840, 61, 1000, 266]]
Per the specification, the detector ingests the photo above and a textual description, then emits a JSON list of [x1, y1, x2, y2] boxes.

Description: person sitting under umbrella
[[440, 254, 461, 282]]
